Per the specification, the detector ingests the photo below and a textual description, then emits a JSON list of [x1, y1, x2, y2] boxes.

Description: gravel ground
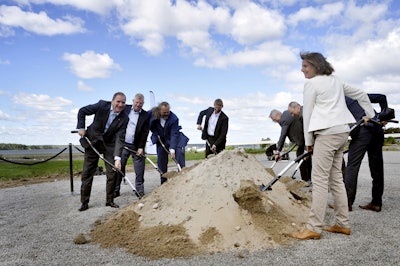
[[1, 152, 399, 266]]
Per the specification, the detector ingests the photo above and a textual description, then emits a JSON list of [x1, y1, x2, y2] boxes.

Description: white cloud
[[12, 0, 117, 15], [230, 2, 286, 45], [344, 1, 387, 25], [194, 41, 297, 68], [137, 33, 165, 55], [330, 28, 400, 88], [119, 0, 220, 55], [287, 2, 344, 26], [0, 109, 11, 120], [118, 0, 289, 68], [77, 80, 94, 91], [0, 5, 86, 35], [13, 93, 73, 111], [0, 24, 14, 37], [63, 50, 122, 79]]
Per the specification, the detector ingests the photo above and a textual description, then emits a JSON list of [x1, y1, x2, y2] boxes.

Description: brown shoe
[[359, 203, 381, 212], [323, 224, 351, 235], [290, 228, 320, 240]]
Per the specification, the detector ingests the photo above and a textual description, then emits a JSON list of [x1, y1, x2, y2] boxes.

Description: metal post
[[69, 143, 74, 193]]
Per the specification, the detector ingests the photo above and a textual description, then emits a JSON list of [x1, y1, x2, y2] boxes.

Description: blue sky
[[1, 0, 400, 146]]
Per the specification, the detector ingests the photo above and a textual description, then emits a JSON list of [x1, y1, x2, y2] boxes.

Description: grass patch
[[0, 151, 210, 183], [0, 160, 85, 181]]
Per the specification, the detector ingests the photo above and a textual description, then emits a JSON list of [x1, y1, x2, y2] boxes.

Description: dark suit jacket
[[120, 105, 150, 150], [76, 100, 128, 157], [149, 110, 188, 150], [346, 94, 387, 121], [276, 110, 304, 151], [196, 107, 229, 149], [346, 94, 390, 135]]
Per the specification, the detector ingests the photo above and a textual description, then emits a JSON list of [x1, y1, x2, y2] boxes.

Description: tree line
[[1, 126, 399, 151]]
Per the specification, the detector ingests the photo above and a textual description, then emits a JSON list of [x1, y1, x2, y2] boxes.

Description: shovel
[[260, 118, 368, 192], [206, 140, 217, 156], [260, 151, 312, 191], [265, 143, 297, 176], [71, 131, 142, 199], [157, 135, 182, 172], [123, 146, 165, 176]]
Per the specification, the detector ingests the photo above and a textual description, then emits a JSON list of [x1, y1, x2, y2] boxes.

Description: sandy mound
[[89, 150, 311, 259]]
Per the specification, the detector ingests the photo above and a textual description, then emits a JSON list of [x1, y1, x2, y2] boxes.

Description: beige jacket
[[303, 75, 375, 146]]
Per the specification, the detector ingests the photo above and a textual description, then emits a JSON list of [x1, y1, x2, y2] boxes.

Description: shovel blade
[[260, 183, 272, 191]]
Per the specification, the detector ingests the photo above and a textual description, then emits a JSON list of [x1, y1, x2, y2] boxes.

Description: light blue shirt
[[104, 108, 119, 132]]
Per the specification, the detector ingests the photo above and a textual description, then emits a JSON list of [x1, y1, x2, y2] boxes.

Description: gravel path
[[1, 152, 399, 266]]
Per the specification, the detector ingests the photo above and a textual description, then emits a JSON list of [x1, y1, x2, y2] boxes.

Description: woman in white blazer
[[291, 52, 375, 240]]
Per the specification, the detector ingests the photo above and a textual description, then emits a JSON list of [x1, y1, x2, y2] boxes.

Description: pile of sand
[[88, 150, 311, 259]]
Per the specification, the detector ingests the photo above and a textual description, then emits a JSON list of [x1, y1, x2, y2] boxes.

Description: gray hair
[[288, 101, 301, 109], [269, 109, 281, 119], [134, 93, 144, 101]]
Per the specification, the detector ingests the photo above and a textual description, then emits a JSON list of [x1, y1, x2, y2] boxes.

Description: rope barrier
[[0, 144, 85, 193], [0, 147, 68, 165], [73, 145, 85, 154]]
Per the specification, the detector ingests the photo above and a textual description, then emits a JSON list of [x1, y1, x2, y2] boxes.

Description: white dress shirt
[[207, 111, 220, 136], [124, 109, 140, 143]]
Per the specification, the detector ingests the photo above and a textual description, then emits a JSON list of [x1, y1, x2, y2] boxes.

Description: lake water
[[0, 147, 83, 156]]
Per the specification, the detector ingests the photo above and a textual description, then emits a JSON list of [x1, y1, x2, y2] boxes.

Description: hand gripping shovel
[[260, 151, 312, 191], [206, 140, 217, 155], [71, 131, 142, 199], [157, 135, 182, 172], [268, 143, 297, 169], [260, 118, 367, 192], [123, 146, 165, 176], [290, 157, 305, 179], [84, 136, 142, 199]]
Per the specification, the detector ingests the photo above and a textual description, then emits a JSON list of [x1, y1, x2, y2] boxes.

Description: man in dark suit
[[196, 98, 229, 158], [114, 93, 150, 198], [345, 94, 390, 212], [76, 92, 129, 211], [270, 107, 311, 182], [149, 101, 189, 184]]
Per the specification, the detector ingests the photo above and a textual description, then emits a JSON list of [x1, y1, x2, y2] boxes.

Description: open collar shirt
[[124, 108, 141, 143], [207, 110, 221, 136]]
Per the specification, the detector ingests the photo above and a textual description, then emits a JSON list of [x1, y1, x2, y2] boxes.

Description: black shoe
[[106, 202, 119, 208], [114, 191, 120, 198], [79, 203, 89, 212]]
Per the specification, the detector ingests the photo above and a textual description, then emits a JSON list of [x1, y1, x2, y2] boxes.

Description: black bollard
[[69, 143, 74, 193]]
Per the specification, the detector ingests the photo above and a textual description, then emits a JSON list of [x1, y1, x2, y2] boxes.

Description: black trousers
[[297, 144, 312, 182], [80, 141, 117, 204], [205, 136, 224, 158], [345, 125, 384, 206], [156, 144, 186, 184]]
